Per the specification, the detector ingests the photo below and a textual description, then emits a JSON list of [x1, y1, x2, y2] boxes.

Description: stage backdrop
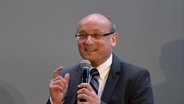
[[0, 0, 183, 104]]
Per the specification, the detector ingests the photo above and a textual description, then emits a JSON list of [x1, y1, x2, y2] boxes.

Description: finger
[[50, 84, 64, 92], [53, 66, 63, 78], [78, 83, 93, 92], [52, 76, 65, 82], [77, 87, 88, 95], [77, 86, 92, 97], [49, 79, 65, 93], [64, 73, 70, 87], [77, 93, 88, 103], [50, 78, 65, 88]]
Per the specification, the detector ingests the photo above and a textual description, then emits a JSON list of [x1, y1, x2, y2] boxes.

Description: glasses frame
[[75, 30, 115, 40]]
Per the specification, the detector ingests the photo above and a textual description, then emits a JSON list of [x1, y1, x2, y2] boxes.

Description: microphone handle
[[80, 68, 89, 102], [81, 68, 89, 83]]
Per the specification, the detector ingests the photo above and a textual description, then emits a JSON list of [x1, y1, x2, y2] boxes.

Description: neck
[[91, 53, 112, 67]]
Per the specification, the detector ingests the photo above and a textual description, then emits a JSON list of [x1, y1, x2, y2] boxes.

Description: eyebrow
[[78, 29, 103, 34]]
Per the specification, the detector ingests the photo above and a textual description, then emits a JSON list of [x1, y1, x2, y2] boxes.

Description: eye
[[92, 34, 101, 38], [79, 34, 87, 38]]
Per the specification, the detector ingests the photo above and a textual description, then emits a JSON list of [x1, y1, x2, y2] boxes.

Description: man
[[47, 13, 154, 104]]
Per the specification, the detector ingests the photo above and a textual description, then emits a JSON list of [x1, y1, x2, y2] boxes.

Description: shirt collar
[[95, 54, 112, 79]]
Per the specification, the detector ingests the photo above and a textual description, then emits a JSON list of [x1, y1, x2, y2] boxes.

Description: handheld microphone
[[79, 60, 91, 102], [80, 60, 91, 83]]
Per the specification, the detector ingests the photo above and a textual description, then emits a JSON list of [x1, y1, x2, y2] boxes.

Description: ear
[[111, 33, 118, 46]]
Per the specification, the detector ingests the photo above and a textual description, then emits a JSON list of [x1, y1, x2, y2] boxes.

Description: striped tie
[[90, 68, 99, 95]]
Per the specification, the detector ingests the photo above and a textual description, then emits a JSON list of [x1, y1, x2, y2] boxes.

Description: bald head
[[77, 13, 115, 33]]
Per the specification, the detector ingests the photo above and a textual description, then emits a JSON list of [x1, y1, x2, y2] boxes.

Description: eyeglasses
[[75, 31, 115, 40]]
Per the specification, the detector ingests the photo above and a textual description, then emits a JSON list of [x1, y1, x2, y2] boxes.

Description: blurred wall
[[0, 0, 183, 104]]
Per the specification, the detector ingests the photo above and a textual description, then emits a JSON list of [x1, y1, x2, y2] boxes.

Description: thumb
[[64, 73, 70, 86]]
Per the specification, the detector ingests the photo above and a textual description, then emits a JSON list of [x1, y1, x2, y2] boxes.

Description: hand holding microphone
[[79, 60, 91, 102]]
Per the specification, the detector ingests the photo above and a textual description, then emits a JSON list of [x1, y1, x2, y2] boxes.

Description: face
[[77, 14, 118, 67]]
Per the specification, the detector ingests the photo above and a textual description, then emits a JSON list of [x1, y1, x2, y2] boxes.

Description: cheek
[[98, 43, 110, 53], [100, 40, 113, 52], [78, 44, 84, 52], [78, 41, 83, 48]]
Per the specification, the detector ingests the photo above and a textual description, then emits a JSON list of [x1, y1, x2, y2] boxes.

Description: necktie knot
[[90, 68, 99, 78]]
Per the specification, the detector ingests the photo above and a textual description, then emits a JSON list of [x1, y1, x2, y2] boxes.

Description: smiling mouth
[[85, 49, 97, 52]]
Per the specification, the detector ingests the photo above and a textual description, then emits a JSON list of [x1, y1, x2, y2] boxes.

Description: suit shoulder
[[120, 60, 150, 76], [59, 64, 80, 76], [112, 54, 150, 75]]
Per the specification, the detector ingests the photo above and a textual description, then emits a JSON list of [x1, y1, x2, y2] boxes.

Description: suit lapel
[[101, 55, 121, 103]]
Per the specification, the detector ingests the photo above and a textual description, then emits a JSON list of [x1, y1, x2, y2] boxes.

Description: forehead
[[77, 14, 111, 32]]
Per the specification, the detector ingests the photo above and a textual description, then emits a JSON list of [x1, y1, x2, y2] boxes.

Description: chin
[[82, 56, 92, 60], [81, 55, 93, 61]]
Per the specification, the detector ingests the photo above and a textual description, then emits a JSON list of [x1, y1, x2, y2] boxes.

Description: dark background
[[0, 0, 183, 104]]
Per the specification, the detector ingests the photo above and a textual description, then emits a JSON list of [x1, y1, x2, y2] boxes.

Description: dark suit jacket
[[47, 54, 154, 104]]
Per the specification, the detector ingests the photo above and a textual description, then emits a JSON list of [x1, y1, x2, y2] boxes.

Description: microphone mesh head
[[80, 60, 91, 68]]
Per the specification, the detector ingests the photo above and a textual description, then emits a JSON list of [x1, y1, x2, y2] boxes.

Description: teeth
[[85, 49, 95, 52]]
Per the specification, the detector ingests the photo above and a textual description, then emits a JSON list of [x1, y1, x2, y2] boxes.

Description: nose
[[85, 35, 94, 44]]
